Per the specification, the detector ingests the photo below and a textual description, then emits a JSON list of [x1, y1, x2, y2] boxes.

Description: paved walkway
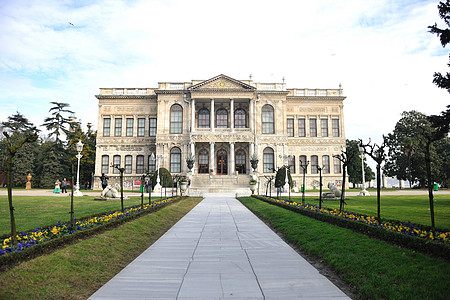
[[89, 193, 350, 299]]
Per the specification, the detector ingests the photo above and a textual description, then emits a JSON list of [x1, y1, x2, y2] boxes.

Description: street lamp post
[[149, 153, 155, 204], [74, 140, 83, 197], [300, 159, 309, 205], [358, 146, 369, 196]]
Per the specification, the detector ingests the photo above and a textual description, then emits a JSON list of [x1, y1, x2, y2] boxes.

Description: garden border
[[250, 195, 450, 260], [0, 196, 186, 271]]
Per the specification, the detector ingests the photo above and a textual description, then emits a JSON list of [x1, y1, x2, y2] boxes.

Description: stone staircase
[[189, 174, 252, 194]]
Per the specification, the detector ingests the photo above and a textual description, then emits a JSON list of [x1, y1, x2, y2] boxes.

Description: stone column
[[210, 142, 215, 174], [249, 98, 254, 131], [230, 142, 235, 175], [190, 142, 195, 174], [230, 98, 234, 132], [210, 98, 215, 132], [191, 99, 195, 133]]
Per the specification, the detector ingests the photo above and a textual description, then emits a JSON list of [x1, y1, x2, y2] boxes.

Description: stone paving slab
[[89, 193, 351, 299]]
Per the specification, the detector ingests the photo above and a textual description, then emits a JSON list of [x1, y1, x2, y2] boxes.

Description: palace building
[[94, 74, 346, 192]]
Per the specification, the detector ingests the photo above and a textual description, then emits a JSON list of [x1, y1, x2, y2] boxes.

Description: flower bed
[[0, 196, 182, 258], [251, 195, 450, 259]]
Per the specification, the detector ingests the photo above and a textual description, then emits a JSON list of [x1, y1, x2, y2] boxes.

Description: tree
[[42, 102, 75, 145], [333, 147, 355, 212], [360, 138, 388, 223], [429, 0, 450, 92], [346, 139, 375, 187], [66, 123, 97, 187], [3, 131, 38, 246], [1, 112, 39, 187], [384, 111, 445, 187]]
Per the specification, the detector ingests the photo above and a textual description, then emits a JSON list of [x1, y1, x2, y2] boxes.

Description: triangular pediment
[[188, 74, 255, 91]]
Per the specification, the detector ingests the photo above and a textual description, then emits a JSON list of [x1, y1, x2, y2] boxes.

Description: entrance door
[[216, 150, 228, 175], [235, 149, 246, 174]]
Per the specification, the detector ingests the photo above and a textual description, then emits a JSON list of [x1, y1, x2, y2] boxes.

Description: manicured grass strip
[[0, 197, 202, 300], [0, 195, 163, 235], [238, 197, 450, 300], [301, 194, 450, 230]]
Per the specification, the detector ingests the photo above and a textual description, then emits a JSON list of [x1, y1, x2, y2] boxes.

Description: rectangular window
[[148, 155, 156, 172], [321, 119, 328, 137], [149, 118, 157, 136], [113, 155, 121, 174], [115, 118, 122, 136], [103, 118, 110, 137], [138, 118, 145, 137], [322, 155, 330, 174], [136, 155, 144, 174], [287, 119, 294, 137], [334, 157, 341, 173], [298, 118, 306, 137], [126, 118, 133, 137], [263, 153, 274, 173], [101, 155, 109, 174], [125, 155, 132, 174], [288, 155, 295, 174], [310, 118, 317, 137], [332, 119, 340, 137]]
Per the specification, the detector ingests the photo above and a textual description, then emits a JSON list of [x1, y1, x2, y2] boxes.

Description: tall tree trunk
[[340, 166, 346, 212], [425, 143, 435, 231], [7, 156, 17, 246], [376, 163, 381, 223]]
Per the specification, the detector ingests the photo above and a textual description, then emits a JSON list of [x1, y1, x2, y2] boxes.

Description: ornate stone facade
[[94, 74, 346, 190]]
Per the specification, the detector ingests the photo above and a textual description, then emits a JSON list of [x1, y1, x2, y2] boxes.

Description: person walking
[[61, 178, 67, 193], [100, 173, 109, 190], [53, 179, 61, 194]]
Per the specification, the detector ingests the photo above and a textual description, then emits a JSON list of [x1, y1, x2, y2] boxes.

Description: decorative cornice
[[96, 95, 155, 99]]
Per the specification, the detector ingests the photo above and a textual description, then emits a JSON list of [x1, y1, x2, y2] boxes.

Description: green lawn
[[280, 194, 450, 230], [0, 197, 203, 299], [0, 195, 164, 236], [239, 197, 450, 300]]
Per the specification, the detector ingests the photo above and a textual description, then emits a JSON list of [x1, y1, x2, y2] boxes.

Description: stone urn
[[186, 160, 194, 171], [180, 181, 188, 195], [26, 173, 32, 189], [250, 160, 258, 172], [249, 180, 257, 195]]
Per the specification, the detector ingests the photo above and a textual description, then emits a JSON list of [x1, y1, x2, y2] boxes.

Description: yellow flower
[[51, 227, 58, 235]]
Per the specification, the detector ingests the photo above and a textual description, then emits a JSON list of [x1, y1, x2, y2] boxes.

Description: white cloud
[[0, 0, 447, 144]]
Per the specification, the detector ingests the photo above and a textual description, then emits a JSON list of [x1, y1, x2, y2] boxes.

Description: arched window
[[235, 109, 246, 128], [198, 108, 210, 128], [136, 155, 144, 174], [262, 105, 274, 134], [125, 155, 132, 174], [170, 147, 181, 173], [288, 155, 295, 174], [101, 155, 109, 174], [198, 149, 209, 173], [263, 147, 274, 173], [170, 104, 183, 134], [148, 155, 156, 172], [113, 155, 121, 174], [322, 155, 330, 174], [334, 156, 341, 173], [311, 155, 318, 174], [299, 155, 307, 174], [216, 108, 228, 128], [235, 149, 246, 174]]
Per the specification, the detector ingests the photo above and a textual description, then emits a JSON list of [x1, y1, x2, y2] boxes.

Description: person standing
[[100, 173, 109, 190], [61, 178, 67, 193], [53, 179, 61, 194], [144, 178, 150, 193]]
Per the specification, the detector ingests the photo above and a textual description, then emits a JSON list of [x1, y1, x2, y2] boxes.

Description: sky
[[0, 0, 448, 148]]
